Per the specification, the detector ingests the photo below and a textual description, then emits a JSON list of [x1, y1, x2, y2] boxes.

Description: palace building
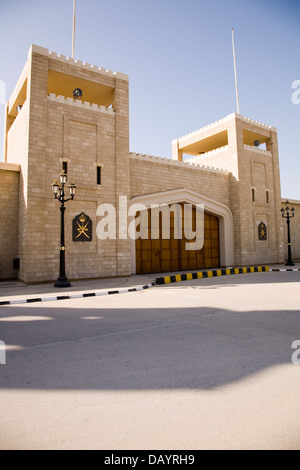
[[0, 45, 299, 283]]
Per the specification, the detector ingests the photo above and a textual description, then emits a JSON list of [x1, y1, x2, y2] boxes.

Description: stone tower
[[3, 45, 131, 283], [172, 113, 284, 266]]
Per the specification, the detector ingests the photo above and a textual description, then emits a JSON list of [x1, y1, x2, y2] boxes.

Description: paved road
[[0, 271, 299, 449]]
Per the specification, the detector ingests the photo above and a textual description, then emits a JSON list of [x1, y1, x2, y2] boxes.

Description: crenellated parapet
[[129, 152, 229, 174], [243, 144, 272, 156], [47, 93, 115, 115], [31, 44, 128, 81]]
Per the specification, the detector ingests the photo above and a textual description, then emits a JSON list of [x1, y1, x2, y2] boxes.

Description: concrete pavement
[[0, 269, 299, 449]]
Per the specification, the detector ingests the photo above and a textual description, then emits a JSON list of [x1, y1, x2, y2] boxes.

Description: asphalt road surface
[[0, 271, 299, 450]]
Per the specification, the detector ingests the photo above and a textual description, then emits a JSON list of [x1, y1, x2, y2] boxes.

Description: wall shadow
[[0, 302, 299, 391]]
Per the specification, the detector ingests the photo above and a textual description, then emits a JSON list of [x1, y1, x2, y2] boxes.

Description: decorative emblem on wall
[[258, 221, 267, 241], [72, 212, 92, 242]]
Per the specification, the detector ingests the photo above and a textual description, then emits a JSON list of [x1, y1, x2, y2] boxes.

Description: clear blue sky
[[1, 0, 299, 199]]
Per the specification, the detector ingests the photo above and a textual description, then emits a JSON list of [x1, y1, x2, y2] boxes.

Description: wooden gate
[[135, 203, 220, 274]]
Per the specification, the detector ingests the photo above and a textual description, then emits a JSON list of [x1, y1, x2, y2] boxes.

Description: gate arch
[[130, 188, 234, 274]]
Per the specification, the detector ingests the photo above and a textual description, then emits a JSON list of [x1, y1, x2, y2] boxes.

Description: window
[[62, 161, 68, 174], [266, 190, 269, 203], [97, 166, 101, 185], [252, 188, 255, 202]]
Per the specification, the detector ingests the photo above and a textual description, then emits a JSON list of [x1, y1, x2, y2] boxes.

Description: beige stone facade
[[0, 45, 299, 282], [0, 163, 19, 279]]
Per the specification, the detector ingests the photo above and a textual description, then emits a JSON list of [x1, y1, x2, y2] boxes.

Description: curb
[[269, 268, 300, 272], [155, 266, 269, 285], [0, 267, 298, 306], [0, 281, 156, 306]]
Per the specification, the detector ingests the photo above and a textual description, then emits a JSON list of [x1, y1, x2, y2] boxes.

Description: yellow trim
[[158, 265, 269, 286]]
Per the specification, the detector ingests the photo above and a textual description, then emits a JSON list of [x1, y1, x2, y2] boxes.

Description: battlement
[[243, 144, 272, 156], [238, 114, 276, 132], [184, 145, 229, 162], [177, 113, 276, 145], [172, 112, 277, 163], [129, 152, 229, 175], [31, 44, 128, 81], [48, 93, 115, 115], [177, 115, 233, 144]]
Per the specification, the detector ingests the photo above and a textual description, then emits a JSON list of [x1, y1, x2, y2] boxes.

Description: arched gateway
[[130, 188, 234, 274]]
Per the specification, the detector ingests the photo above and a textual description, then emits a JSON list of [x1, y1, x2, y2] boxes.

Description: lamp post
[[281, 200, 295, 266], [52, 171, 76, 287]]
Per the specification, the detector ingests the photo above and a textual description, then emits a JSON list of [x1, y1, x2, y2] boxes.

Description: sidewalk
[[0, 262, 299, 304], [0, 274, 156, 303]]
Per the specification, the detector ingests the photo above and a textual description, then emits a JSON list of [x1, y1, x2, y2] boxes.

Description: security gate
[[135, 203, 220, 274]]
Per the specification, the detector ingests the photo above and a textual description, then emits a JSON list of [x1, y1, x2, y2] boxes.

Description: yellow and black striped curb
[[1, 267, 298, 305], [155, 266, 269, 285]]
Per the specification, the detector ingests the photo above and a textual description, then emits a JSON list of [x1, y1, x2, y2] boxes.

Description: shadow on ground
[[0, 301, 298, 391]]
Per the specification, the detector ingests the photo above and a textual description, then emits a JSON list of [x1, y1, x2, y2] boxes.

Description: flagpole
[[72, 0, 76, 59], [231, 28, 240, 114]]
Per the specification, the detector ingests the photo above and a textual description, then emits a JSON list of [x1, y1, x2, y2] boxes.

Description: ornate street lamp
[[281, 200, 295, 266], [51, 170, 76, 287]]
